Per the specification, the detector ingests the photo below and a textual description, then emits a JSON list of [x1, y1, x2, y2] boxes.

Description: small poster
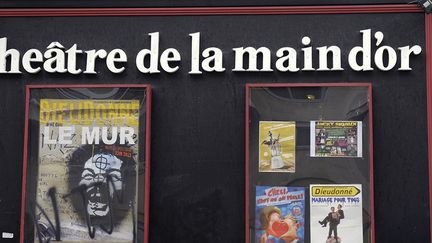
[[259, 121, 296, 172], [310, 184, 363, 243], [255, 186, 305, 243], [310, 121, 362, 158]]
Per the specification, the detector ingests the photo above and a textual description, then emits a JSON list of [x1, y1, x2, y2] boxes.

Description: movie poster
[[259, 121, 296, 172], [310, 121, 362, 158], [35, 99, 140, 243], [310, 184, 363, 243], [255, 186, 305, 243]]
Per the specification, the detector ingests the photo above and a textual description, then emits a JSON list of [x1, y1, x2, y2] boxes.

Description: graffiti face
[[79, 153, 123, 217]]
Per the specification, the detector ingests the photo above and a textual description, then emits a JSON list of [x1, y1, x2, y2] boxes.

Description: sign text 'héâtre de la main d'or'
[[0, 29, 422, 75]]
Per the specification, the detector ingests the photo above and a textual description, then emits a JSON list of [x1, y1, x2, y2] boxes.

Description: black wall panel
[[0, 12, 428, 243]]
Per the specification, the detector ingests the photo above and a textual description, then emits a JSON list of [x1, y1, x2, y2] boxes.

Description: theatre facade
[[0, 1, 430, 243]]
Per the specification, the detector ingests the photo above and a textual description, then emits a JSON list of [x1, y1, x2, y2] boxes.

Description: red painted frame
[[245, 83, 373, 243], [0, 5, 422, 16], [20, 84, 152, 243], [0, 3, 428, 243], [427, 12, 432, 243]]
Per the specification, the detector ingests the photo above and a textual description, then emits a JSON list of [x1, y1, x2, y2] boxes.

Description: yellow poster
[[259, 121, 296, 172], [36, 99, 140, 243]]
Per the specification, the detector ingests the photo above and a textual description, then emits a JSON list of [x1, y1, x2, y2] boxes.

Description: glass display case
[[20, 85, 151, 243], [246, 83, 373, 243]]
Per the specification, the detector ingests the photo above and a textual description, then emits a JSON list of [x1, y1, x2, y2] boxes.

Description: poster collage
[[32, 98, 141, 243], [255, 121, 363, 243]]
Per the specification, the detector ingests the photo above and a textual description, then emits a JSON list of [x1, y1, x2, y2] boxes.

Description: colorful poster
[[259, 121, 296, 172], [35, 99, 140, 243], [255, 186, 305, 243], [310, 184, 363, 243], [310, 121, 362, 158]]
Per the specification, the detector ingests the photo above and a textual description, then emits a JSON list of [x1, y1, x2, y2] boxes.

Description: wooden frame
[[245, 83, 373, 243], [20, 84, 151, 243]]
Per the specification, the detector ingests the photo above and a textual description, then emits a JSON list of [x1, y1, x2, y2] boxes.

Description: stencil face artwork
[[66, 142, 138, 239], [79, 153, 123, 217]]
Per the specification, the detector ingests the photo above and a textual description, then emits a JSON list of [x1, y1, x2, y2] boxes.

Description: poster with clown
[[255, 186, 305, 243], [35, 99, 140, 243]]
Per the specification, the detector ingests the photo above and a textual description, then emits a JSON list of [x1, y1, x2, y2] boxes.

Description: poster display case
[[246, 83, 373, 243], [20, 84, 151, 243]]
